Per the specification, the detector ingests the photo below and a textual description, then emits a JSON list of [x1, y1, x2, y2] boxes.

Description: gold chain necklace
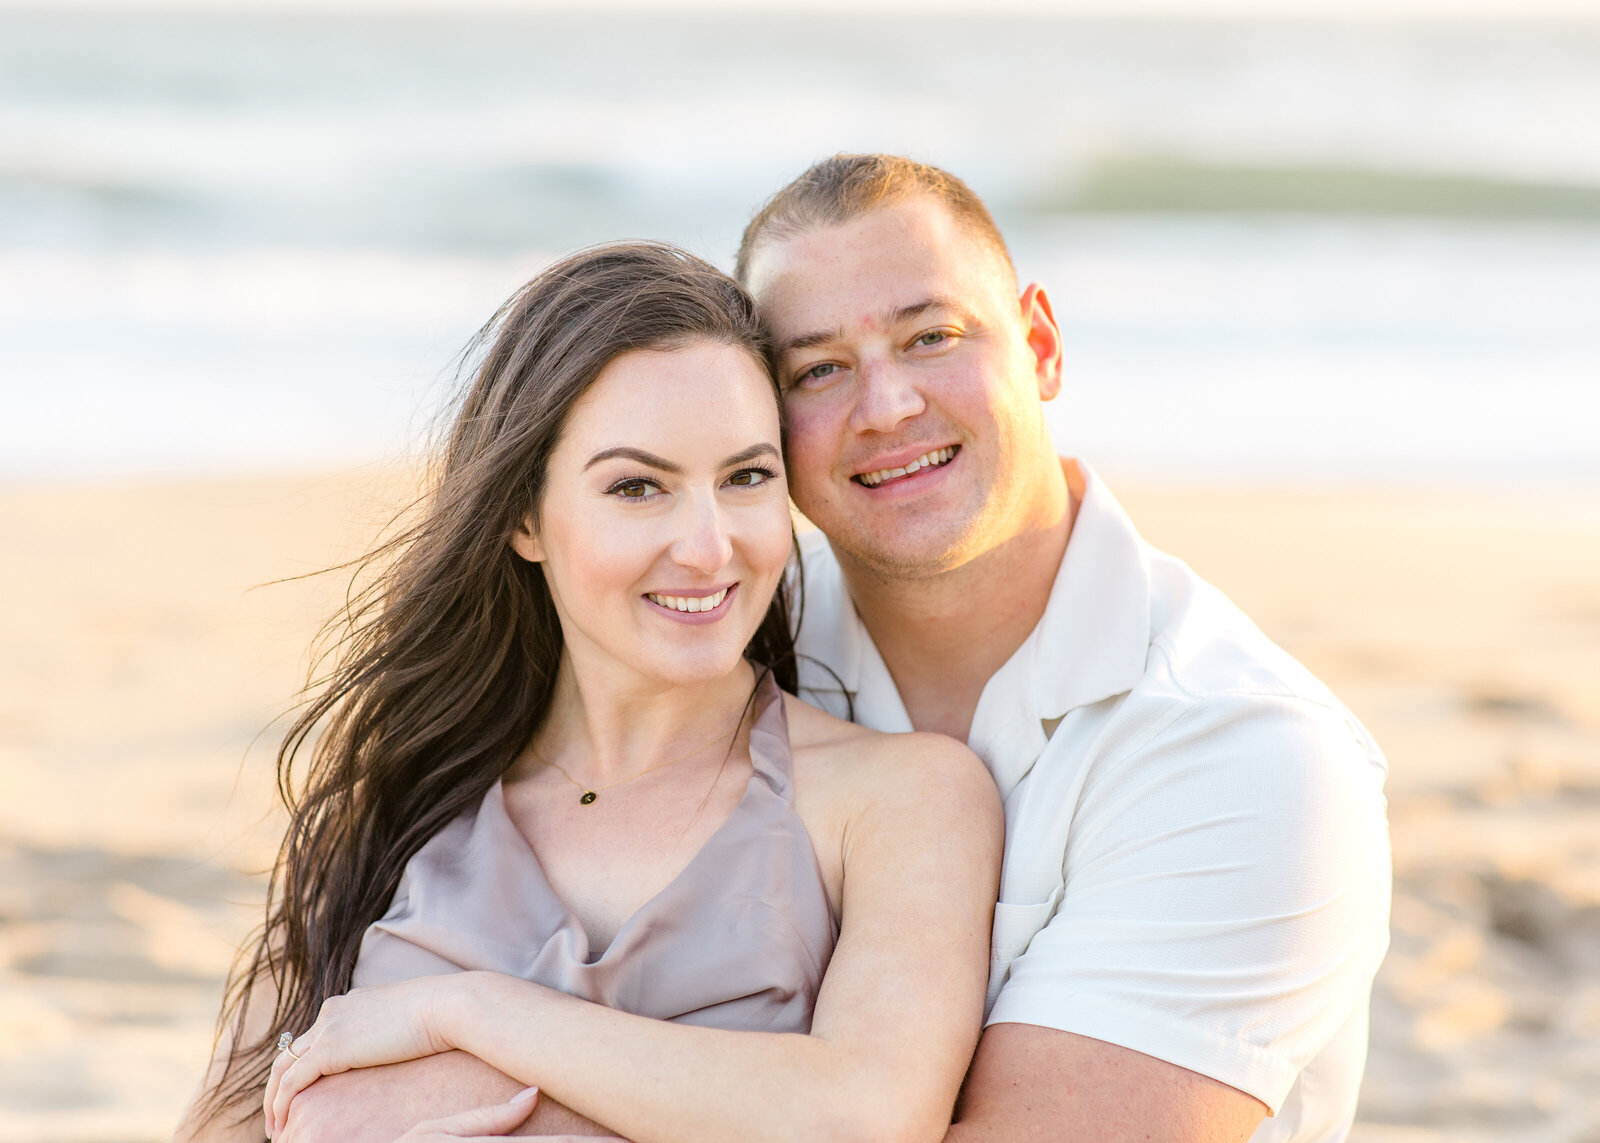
[[531, 716, 743, 806]]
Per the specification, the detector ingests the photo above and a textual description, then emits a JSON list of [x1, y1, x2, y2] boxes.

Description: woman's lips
[[644, 584, 736, 623]]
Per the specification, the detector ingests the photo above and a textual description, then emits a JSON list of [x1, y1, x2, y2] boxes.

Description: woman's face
[[515, 340, 792, 689]]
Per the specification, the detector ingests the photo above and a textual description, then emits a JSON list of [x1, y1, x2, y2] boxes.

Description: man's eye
[[914, 330, 948, 347], [796, 362, 838, 386]]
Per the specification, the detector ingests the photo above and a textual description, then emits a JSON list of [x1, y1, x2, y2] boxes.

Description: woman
[[175, 242, 1001, 1142]]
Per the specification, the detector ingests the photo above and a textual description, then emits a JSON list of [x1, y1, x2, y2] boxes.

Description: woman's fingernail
[[511, 1085, 539, 1105]]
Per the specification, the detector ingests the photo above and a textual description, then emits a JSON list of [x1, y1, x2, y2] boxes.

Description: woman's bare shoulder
[[783, 693, 996, 808], [783, 692, 1001, 920], [781, 690, 874, 749]]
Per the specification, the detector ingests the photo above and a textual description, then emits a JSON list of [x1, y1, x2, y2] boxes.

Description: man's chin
[[825, 526, 980, 582]]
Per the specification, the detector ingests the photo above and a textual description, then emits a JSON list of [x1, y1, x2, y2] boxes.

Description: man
[[273, 155, 1389, 1142], [737, 154, 1390, 1143]]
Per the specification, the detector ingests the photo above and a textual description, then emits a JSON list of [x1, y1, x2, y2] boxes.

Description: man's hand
[[946, 1024, 1268, 1143]]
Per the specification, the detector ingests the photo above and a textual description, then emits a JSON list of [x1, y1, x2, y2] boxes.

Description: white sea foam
[[2, 11, 1597, 483]]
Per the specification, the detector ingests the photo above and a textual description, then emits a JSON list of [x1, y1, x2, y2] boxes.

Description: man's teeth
[[647, 587, 730, 613], [856, 447, 957, 487]]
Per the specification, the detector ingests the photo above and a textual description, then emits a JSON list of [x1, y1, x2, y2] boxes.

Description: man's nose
[[671, 493, 734, 574], [848, 358, 926, 435]]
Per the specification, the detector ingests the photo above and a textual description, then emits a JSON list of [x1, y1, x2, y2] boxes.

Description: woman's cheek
[[587, 517, 656, 580], [756, 511, 797, 585]]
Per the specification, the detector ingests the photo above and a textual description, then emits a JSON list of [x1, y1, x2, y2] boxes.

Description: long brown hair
[[203, 242, 797, 1122]]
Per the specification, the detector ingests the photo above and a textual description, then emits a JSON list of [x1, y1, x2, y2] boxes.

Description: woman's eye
[[612, 479, 654, 499], [727, 468, 775, 488], [914, 330, 948, 347]]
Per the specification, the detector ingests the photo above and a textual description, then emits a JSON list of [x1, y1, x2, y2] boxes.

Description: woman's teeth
[[855, 446, 957, 487], [647, 587, 730, 613]]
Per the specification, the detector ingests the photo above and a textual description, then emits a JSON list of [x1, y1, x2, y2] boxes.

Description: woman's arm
[[275, 1054, 620, 1140], [270, 732, 1002, 1143]]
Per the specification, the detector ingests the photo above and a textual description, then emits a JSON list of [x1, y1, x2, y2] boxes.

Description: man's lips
[[852, 445, 959, 488]]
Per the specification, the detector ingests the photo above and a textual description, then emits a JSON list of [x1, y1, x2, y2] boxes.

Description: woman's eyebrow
[[584, 446, 681, 473], [582, 442, 780, 472], [722, 443, 781, 467]]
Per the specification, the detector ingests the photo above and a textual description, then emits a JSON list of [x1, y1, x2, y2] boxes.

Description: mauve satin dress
[[352, 672, 839, 1032]]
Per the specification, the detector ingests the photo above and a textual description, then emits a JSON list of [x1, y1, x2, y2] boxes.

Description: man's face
[[745, 197, 1060, 579]]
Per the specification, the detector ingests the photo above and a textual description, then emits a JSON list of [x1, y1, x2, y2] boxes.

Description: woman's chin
[[618, 637, 756, 690], [655, 654, 754, 688]]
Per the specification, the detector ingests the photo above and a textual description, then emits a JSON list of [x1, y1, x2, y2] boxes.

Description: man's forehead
[[747, 199, 1011, 336], [748, 198, 964, 281]]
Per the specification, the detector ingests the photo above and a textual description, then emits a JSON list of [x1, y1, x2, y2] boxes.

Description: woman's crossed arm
[[267, 731, 1001, 1143]]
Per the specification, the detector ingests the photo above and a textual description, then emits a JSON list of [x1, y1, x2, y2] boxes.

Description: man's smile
[[852, 445, 959, 488]]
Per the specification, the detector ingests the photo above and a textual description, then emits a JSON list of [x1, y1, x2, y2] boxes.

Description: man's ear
[[1019, 283, 1064, 402], [509, 514, 545, 563]]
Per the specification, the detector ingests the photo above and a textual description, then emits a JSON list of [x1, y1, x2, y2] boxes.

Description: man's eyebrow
[[775, 296, 967, 358], [776, 327, 844, 358], [583, 446, 682, 473], [888, 296, 956, 324]]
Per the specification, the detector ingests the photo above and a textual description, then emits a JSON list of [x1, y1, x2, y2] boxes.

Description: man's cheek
[[780, 419, 832, 493]]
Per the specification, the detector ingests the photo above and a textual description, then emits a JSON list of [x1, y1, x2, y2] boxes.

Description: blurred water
[[2, 9, 1598, 484]]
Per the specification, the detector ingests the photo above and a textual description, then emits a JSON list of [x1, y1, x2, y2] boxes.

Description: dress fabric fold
[[353, 672, 839, 1033]]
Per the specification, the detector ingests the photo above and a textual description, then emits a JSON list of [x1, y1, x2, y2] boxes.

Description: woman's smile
[[644, 583, 736, 621]]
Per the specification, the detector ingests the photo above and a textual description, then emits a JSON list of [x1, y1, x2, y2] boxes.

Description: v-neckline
[[494, 677, 784, 964], [495, 767, 760, 964]]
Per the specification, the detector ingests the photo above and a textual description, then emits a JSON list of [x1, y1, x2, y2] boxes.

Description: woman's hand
[[392, 1087, 540, 1141], [264, 976, 464, 1137], [388, 1087, 631, 1143]]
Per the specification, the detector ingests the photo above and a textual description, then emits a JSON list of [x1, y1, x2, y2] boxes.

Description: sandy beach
[[1, 469, 1596, 1142]]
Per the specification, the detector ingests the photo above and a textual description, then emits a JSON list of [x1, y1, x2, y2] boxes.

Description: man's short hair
[[734, 153, 1016, 286]]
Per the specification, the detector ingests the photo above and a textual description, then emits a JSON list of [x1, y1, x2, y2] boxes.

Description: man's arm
[[279, 1052, 619, 1142], [942, 694, 1388, 1142], [946, 1024, 1266, 1143]]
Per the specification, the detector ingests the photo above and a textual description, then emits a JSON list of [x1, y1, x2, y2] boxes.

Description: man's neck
[[840, 458, 1082, 742]]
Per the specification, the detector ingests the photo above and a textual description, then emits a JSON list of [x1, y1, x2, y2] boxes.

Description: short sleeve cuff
[[986, 985, 1300, 1114]]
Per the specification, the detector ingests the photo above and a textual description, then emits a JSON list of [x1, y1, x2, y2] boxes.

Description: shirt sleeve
[[985, 692, 1392, 1113]]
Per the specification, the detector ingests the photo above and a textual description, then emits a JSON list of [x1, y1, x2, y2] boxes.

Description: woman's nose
[[671, 495, 734, 573]]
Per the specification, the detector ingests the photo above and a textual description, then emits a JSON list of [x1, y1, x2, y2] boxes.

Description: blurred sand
[[1, 470, 1597, 1142]]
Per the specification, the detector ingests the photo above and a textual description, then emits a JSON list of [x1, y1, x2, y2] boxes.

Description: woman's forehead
[[559, 342, 780, 461]]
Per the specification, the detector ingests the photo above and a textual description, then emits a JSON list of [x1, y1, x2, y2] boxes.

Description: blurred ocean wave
[[1, 8, 1597, 483], [1050, 160, 1600, 219]]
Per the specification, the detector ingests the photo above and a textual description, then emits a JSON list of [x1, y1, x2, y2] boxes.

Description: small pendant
[[579, 791, 598, 805]]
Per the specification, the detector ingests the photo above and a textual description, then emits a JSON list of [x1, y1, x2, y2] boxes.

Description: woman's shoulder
[[783, 693, 997, 814]]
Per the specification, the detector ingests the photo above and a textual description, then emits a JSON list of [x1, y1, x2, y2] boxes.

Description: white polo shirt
[[793, 464, 1391, 1143]]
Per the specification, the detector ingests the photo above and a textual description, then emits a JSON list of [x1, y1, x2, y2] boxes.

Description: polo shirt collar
[[795, 548, 915, 734], [1031, 462, 1153, 719], [966, 462, 1153, 797], [805, 462, 1154, 798]]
